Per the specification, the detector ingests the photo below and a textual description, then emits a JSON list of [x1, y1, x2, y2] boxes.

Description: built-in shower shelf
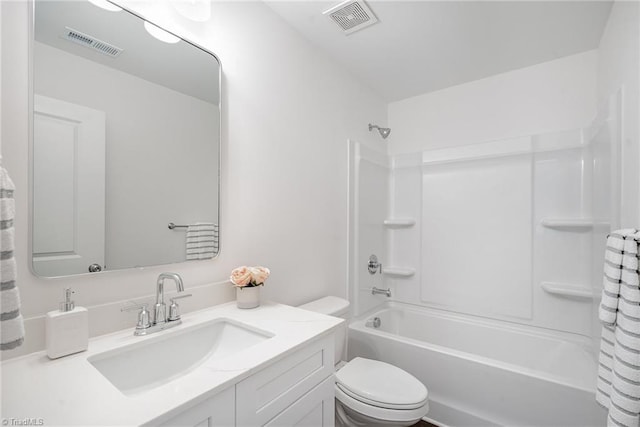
[[541, 282, 597, 300], [382, 267, 415, 277], [540, 218, 609, 230], [383, 219, 416, 228]]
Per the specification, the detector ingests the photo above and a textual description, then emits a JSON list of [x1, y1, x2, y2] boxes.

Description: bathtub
[[347, 302, 607, 427]]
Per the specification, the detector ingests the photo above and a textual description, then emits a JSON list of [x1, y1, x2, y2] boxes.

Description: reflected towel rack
[[169, 222, 220, 257], [168, 222, 219, 230], [168, 222, 188, 230]]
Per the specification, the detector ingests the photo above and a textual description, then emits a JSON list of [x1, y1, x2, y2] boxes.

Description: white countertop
[[1, 301, 342, 426]]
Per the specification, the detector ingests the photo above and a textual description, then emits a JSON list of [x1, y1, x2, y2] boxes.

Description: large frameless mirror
[[30, 0, 221, 277]]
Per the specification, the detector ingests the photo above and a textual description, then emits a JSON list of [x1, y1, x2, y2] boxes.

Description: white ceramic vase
[[236, 286, 260, 309]]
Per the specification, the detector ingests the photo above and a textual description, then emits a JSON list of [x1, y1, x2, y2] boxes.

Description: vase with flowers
[[230, 266, 270, 309]]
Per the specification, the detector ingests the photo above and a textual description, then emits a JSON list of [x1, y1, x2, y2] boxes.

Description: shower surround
[[348, 119, 616, 424]]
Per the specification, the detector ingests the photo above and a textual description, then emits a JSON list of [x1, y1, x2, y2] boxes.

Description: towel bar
[[170, 222, 220, 258], [168, 222, 219, 230], [168, 223, 188, 229]]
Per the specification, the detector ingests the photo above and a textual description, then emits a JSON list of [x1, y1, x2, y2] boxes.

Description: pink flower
[[230, 266, 252, 287], [230, 265, 271, 287], [250, 266, 270, 285]]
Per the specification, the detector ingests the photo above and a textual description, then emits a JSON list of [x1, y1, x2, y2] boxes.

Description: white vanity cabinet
[[236, 334, 334, 426], [158, 334, 335, 427], [260, 376, 335, 427], [159, 387, 235, 427]]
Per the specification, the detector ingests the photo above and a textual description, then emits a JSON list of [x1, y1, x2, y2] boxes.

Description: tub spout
[[366, 316, 382, 328], [372, 287, 391, 297]]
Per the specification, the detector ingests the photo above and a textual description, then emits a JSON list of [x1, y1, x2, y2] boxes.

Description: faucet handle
[[121, 301, 148, 312], [121, 302, 151, 330], [170, 293, 193, 301], [168, 293, 192, 321]]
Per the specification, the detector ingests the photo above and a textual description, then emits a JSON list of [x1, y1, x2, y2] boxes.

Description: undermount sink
[[88, 318, 273, 395]]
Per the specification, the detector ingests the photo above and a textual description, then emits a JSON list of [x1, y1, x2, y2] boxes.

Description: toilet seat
[[335, 357, 428, 410], [335, 384, 429, 424]]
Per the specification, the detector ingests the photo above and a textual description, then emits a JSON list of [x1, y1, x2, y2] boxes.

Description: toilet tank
[[298, 296, 350, 364]]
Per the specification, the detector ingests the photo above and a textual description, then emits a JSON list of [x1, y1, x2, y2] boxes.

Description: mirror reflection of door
[[32, 95, 106, 276]]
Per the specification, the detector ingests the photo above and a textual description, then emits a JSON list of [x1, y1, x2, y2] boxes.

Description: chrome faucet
[[122, 272, 191, 336], [155, 272, 185, 324]]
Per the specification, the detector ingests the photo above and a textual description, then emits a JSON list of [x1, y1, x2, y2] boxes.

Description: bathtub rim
[[349, 300, 597, 393]]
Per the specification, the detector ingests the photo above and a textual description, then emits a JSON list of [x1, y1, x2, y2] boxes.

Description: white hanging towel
[[597, 229, 640, 427], [185, 223, 218, 260], [0, 165, 25, 351]]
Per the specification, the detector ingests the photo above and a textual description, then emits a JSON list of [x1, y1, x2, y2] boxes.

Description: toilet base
[[335, 399, 422, 427]]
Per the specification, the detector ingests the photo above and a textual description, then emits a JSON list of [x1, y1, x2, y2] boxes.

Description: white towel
[[185, 223, 218, 260], [0, 165, 25, 351], [596, 229, 640, 427]]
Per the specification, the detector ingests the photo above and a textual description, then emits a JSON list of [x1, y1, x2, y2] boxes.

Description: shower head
[[369, 123, 391, 139]]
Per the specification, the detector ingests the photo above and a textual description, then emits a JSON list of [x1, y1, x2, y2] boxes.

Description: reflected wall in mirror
[[31, 0, 221, 277]]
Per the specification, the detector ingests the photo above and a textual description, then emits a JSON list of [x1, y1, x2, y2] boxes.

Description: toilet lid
[[335, 357, 428, 410]]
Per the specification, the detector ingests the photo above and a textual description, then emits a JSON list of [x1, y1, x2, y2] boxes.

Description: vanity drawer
[[265, 375, 335, 427], [236, 334, 334, 426], [157, 386, 235, 427]]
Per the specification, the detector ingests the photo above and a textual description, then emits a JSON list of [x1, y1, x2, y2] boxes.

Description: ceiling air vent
[[323, 0, 378, 35], [63, 27, 123, 58]]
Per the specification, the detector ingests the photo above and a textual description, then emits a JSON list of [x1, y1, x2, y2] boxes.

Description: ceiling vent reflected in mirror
[[323, 0, 378, 35], [63, 27, 123, 57]]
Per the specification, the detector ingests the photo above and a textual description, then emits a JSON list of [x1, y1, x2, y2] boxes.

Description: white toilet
[[299, 296, 429, 427]]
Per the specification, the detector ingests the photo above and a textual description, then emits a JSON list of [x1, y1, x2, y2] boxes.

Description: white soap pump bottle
[[45, 288, 89, 359]]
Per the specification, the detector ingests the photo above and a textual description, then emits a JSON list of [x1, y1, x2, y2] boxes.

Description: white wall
[[388, 50, 598, 154], [597, 1, 640, 229], [0, 0, 387, 358], [34, 42, 219, 270]]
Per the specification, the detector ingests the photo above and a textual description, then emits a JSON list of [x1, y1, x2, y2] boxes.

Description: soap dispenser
[[45, 288, 88, 359]]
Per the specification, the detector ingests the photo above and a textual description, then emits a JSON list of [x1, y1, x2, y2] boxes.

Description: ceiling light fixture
[[143, 21, 180, 44], [87, 0, 122, 12], [171, 0, 211, 22]]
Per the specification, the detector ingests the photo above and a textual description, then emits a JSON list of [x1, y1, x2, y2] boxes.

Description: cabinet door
[[158, 387, 234, 427], [265, 376, 335, 427], [236, 334, 334, 426]]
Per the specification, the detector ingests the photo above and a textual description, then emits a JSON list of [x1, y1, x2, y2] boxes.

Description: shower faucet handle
[[368, 254, 382, 275]]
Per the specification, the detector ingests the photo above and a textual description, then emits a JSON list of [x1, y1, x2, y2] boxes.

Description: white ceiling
[[265, 0, 613, 102]]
